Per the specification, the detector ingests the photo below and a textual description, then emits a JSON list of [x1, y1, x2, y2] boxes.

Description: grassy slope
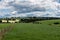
[[3, 20, 60, 40], [0, 23, 11, 29]]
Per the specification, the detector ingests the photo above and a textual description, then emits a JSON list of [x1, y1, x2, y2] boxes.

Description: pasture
[[0, 23, 11, 29], [1, 20, 60, 40]]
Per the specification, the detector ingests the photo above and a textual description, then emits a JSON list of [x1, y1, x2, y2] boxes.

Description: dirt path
[[0, 24, 14, 40]]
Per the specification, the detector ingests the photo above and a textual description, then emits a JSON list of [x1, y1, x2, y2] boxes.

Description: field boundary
[[0, 24, 14, 40]]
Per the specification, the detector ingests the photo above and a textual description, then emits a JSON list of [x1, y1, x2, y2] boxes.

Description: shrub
[[48, 24, 52, 25], [54, 22, 60, 24]]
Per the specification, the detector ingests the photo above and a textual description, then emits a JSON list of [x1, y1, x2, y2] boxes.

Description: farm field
[[3, 20, 60, 40], [0, 23, 11, 29]]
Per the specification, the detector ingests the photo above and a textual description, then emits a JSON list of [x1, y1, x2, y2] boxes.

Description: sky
[[0, 0, 60, 18]]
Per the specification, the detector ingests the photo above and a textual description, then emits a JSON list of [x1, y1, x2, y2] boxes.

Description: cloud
[[0, 0, 60, 17], [8, 0, 46, 13], [11, 11, 17, 14]]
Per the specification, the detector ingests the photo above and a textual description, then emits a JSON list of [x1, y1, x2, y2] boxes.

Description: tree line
[[0, 17, 60, 23]]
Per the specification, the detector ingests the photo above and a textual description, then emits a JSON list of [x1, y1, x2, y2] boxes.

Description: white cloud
[[11, 11, 17, 14], [0, 0, 60, 17]]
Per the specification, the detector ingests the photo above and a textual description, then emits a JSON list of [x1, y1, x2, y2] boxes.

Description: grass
[[3, 20, 60, 40], [0, 23, 11, 29]]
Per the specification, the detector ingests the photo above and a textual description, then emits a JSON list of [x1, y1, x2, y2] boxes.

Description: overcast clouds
[[0, 0, 60, 18]]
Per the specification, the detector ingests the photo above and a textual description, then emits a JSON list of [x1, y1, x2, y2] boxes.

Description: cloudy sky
[[0, 0, 60, 18]]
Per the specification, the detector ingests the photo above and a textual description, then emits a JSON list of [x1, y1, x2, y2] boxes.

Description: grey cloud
[[54, 0, 60, 3], [1, 0, 60, 17], [8, 1, 46, 13]]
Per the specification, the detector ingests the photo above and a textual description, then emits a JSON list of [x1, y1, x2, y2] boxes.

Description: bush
[[48, 24, 52, 25], [54, 22, 60, 24]]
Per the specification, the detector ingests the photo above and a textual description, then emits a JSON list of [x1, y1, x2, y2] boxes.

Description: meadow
[[0, 23, 11, 29], [0, 20, 60, 40]]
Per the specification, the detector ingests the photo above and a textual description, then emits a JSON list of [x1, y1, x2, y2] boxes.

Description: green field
[[2, 20, 60, 40], [0, 23, 11, 29]]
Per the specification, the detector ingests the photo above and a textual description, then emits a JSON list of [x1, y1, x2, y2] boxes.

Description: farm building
[[8, 19, 20, 23], [15, 19, 20, 23], [2, 20, 7, 23], [8, 20, 15, 23], [1, 19, 20, 23]]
